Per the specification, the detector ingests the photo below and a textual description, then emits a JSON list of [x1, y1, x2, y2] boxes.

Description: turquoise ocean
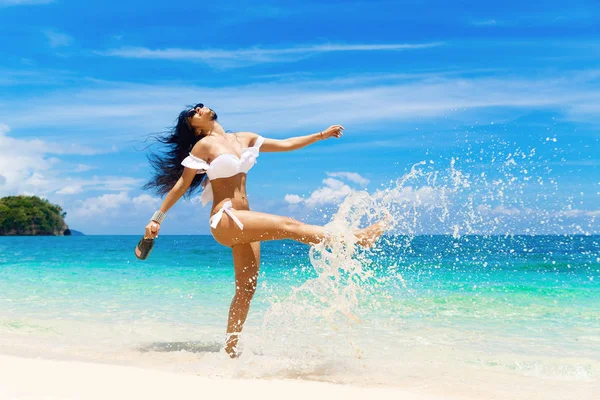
[[0, 234, 598, 398]]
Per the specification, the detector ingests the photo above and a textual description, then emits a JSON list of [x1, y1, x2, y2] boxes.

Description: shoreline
[[0, 354, 457, 400]]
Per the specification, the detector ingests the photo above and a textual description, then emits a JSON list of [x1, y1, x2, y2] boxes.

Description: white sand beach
[[0, 354, 460, 400]]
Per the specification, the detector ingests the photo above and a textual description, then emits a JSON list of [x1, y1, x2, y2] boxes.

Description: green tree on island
[[0, 196, 70, 236]]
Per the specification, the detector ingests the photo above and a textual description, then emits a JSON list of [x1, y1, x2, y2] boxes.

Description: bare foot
[[355, 215, 390, 248], [224, 343, 242, 358], [224, 336, 241, 358]]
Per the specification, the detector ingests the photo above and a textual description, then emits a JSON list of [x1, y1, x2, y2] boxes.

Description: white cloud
[[284, 194, 303, 204], [72, 192, 162, 220], [97, 177, 143, 191], [385, 185, 441, 206], [0, 127, 59, 196], [96, 42, 443, 68], [0, 126, 137, 197], [72, 192, 131, 217], [557, 209, 600, 218], [305, 178, 354, 206], [0, 68, 76, 86], [56, 185, 83, 195], [286, 173, 438, 208], [190, 195, 203, 206], [75, 164, 95, 172], [285, 176, 358, 207], [24, 172, 52, 192], [64, 190, 213, 234], [43, 30, 72, 48], [470, 10, 596, 28], [492, 205, 521, 216], [0, 126, 110, 155], [132, 193, 161, 208], [327, 172, 369, 186], [3, 68, 599, 135]]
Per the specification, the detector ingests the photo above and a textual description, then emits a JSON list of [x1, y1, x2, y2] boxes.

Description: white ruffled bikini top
[[181, 135, 265, 206]]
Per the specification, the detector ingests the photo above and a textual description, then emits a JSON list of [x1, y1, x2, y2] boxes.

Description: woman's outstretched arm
[[254, 125, 344, 152]]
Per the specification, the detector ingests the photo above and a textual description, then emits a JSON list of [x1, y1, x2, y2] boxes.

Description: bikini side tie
[[210, 201, 244, 230]]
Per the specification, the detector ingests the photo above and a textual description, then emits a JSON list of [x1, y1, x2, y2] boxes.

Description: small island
[[0, 195, 73, 236]]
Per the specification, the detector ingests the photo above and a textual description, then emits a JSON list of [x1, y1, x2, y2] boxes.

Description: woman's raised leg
[[211, 209, 386, 248], [224, 241, 260, 357]]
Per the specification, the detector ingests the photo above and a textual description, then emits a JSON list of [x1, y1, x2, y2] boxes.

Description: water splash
[[241, 138, 599, 385]]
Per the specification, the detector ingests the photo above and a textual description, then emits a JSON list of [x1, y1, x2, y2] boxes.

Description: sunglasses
[[186, 103, 204, 118]]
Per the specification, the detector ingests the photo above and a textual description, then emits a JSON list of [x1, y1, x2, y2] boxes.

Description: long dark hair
[[143, 106, 208, 198]]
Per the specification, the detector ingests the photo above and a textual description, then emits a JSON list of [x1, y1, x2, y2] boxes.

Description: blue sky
[[0, 0, 598, 235]]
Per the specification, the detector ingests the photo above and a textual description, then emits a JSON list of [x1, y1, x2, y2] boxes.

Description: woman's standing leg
[[224, 241, 260, 357]]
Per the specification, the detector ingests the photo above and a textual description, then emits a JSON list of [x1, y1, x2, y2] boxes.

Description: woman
[[143, 103, 387, 357]]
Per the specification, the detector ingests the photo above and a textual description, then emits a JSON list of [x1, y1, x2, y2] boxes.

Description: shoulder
[[190, 137, 214, 159], [235, 131, 261, 147]]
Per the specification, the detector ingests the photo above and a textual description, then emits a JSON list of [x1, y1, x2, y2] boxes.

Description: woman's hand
[[144, 221, 160, 239], [321, 125, 344, 139]]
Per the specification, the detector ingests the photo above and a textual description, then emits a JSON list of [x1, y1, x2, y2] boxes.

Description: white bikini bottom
[[209, 200, 244, 230]]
